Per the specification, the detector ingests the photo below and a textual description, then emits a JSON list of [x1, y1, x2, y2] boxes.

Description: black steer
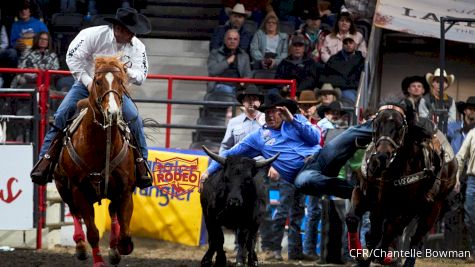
[[200, 146, 279, 267]]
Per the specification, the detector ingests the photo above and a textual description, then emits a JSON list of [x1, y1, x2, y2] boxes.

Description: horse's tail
[[143, 118, 160, 143]]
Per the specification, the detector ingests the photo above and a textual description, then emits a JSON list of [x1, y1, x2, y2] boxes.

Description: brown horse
[[53, 56, 136, 267], [346, 104, 457, 267]]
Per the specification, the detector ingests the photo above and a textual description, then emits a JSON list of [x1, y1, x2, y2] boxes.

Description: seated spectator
[[275, 34, 321, 97], [295, 10, 325, 62], [298, 90, 320, 125], [316, 83, 341, 106], [317, 101, 346, 140], [250, 13, 288, 70], [208, 29, 252, 94], [320, 11, 366, 63], [210, 3, 253, 52], [11, 4, 48, 54], [317, 0, 337, 28], [0, 23, 18, 87], [219, 0, 270, 26], [320, 37, 364, 105], [11, 31, 59, 88]]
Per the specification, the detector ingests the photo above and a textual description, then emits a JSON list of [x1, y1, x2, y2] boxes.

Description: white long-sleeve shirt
[[456, 128, 475, 179], [66, 25, 148, 87]]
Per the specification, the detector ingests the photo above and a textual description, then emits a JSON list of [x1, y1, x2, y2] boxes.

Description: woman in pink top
[[320, 11, 367, 63]]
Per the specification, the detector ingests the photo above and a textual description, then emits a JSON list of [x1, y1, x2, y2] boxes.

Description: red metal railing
[[1, 67, 296, 249]]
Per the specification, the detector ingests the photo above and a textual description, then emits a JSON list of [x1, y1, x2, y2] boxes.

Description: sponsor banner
[[94, 148, 208, 246], [374, 0, 475, 43], [0, 145, 34, 230]]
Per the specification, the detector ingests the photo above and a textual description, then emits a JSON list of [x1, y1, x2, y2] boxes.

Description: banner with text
[[0, 145, 34, 230], [95, 149, 208, 246], [374, 0, 475, 43]]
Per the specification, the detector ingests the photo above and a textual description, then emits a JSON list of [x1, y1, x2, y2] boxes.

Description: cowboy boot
[[133, 147, 153, 189], [30, 132, 64, 185]]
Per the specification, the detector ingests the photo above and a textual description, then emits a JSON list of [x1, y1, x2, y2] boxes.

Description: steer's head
[[203, 146, 279, 209]]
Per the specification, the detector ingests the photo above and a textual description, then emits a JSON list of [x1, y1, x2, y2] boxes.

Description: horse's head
[[370, 104, 407, 170], [91, 56, 129, 127]]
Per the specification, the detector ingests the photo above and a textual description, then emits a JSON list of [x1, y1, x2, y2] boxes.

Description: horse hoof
[[118, 237, 134, 255], [108, 248, 121, 265], [93, 262, 107, 267], [200, 258, 212, 267], [75, 240, 88, 261]]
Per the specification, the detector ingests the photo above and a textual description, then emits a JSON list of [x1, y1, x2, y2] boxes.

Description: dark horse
[[346, 104, 457, 267], [53, 56, 136, 267]]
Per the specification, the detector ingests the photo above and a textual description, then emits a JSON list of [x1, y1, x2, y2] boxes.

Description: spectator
[[11, 31, 59, 88], [320, 11, 366, 63], [343, 0, 376, 22], [455, 127, 475, 263], [448, 96, 475, 154], [275, 34, 321, 97], [219, 0, 270, 26], [0, 23, 18, 87], [295, 10, 324, 62], [207, 29, 252, 94], [10, 4, 48, 53], [317, 101, 346, 143], [298, 90, 320, 125], [420, 68, 457, 123], [250, 13, 288, 70], [210, 3, 253, 52], [200, 93, 321, 262], [320, 37, 364, 105], [316, 83, 341, 106], [316, 0, 337, 27], [400, 75, 430, 118]]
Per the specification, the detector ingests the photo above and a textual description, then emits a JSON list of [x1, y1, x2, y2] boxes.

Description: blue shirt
[[10, 18, 48, 47], [219, 112, 265, 154], [447, 121, 466, 154], [207, 114, 321, 183]]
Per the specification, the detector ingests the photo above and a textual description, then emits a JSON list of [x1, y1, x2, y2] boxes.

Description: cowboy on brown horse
[[30, 7, 153, 189]]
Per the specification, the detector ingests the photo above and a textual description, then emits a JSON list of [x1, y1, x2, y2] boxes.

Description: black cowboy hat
[[104, 7, 152, 35], [258, 93, 298, 115], [237, 84, 264, 104], [456, 96, 475, 114], [317, 101, 347, 119], [401, 75, 430, 95]]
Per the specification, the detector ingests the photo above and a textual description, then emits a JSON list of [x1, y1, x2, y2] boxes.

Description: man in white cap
[[31, 7, 153, 189], [210, 3, 253, 52]]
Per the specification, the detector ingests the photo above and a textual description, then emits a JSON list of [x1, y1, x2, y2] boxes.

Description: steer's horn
[[255, 153, 280, 168], [202, 145, 226, 165]]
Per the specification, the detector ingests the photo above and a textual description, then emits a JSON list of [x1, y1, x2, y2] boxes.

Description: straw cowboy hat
[[317, 101, 347, 119], [237, 84, 264, 104], [317, 83, 342, 99], [259, 93, 298, 115], [298, 90, 319, 104], [425, 68, 455, 89], [225, 3, 251, 17], [401, 75, 430, 95], [104, 7, 152, 35], [456, 96, 475, 114]]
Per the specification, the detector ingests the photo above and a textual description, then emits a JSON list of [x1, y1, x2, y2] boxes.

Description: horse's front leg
[[72, 215, 88, 261], [346, 186, 368, 254], [108, 203, 121, 265], [117, 193, 134, 256]]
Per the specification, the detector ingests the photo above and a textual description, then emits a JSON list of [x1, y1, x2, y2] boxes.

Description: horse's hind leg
[[72, 216, 88, 261], [116, 194, 134, 255], [346, 187, 367, 253], [404, 202, 443, 267]]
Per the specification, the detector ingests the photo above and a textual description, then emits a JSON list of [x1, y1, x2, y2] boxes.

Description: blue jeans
[[465, 175, 475, 252], [267, 179, 305, 257], [39, 81, 148, 159], [360, 211, 371, 248], [294, 121, 373, 198], [341, 89, 357, 105], [303, 196, 321, 255]]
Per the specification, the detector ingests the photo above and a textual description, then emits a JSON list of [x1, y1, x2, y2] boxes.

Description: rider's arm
[[66, 30, 94, 89], [126, 39, 148, 85], [290, 114, 321, 146]]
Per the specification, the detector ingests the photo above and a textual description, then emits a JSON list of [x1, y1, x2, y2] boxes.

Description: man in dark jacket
[[321, 37, 364, 105], [275, 34, 322, 97], [210, 3, 253, 52]]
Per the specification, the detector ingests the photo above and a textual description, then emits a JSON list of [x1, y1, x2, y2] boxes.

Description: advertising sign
[[0, 145, 34, 230]]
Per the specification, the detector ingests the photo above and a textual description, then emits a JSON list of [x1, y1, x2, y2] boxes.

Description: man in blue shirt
[[10, 4, 48, 52], [447, 96, 475, 154], [200, 93, 321, 261]]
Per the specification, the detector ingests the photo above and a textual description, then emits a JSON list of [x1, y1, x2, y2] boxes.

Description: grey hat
[[104, 7, 152, 35]]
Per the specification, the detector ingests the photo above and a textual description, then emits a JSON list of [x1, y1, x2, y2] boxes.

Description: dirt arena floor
[[0, 237, 473, 267]]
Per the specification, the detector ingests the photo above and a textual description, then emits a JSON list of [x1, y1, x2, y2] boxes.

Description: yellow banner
[[94, 149, 208, 246]]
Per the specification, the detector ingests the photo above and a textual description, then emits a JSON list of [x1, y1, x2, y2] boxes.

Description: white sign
[[0, 145, 34, 229], [374, 0, 475, 43]]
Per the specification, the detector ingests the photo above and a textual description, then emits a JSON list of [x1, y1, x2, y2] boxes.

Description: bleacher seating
[[50, 12, 84, 70], [279, 20, 296, 35]]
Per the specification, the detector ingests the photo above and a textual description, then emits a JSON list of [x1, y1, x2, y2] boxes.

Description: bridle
[[371, 104, 408, 165], [90, 66, 127, 128]]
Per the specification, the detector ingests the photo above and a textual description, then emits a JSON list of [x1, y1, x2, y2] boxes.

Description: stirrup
[[30, 156, 53, 185], [135, 158, 152, 189]]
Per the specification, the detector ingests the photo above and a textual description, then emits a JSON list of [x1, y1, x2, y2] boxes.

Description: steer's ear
[[202, 145, 226, 165], [255, 153, 280, 168]]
